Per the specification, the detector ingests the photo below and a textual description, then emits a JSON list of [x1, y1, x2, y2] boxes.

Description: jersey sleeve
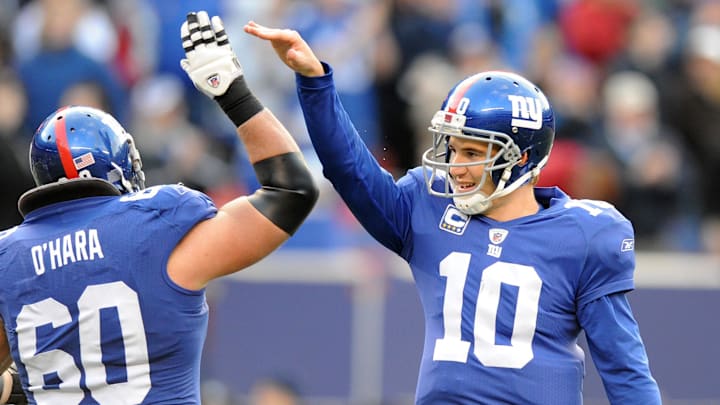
[[134, 184, 217, 237], [575, 211, 636, 308], [578, 293, 662, 404], [161, 184, 216, 229], [295, 64, 414, 255]]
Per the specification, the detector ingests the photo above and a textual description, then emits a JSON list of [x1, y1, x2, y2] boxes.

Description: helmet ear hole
[[519, 152, 529, 167]]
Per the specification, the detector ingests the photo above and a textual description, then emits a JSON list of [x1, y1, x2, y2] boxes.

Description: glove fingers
[[211, 16, 231, 51], [180, 10, 243, 97], [185, 12, 207, 51], [180, 21, 195, 57], [196, 10, 217, 49]]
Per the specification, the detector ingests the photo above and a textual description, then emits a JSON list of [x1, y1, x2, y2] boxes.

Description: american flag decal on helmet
[[73, 152, 95, 170]]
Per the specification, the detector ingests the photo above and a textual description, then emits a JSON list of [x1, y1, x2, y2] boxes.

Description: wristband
[[215, 76, 264, 127]]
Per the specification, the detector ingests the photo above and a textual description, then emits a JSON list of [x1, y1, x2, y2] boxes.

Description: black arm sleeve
[[247, 152, 319, 235]]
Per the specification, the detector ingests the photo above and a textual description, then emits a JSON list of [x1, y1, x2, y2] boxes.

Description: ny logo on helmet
[[507, 95, 543, 130]]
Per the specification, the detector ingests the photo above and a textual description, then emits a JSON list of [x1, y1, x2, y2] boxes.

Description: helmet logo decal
[[507, 95, 543, 130], [455, 97, 470, 115], [73, 152, 96, 170], [53, 114, 80, 179]]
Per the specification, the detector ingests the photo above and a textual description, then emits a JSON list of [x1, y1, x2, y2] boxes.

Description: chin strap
[[453, 192, 493, 215], [454, 157, 548, 216]]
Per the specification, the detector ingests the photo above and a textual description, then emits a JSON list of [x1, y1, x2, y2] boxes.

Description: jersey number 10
[[432, 200, 614, 368], [433, 253, 542, 368]]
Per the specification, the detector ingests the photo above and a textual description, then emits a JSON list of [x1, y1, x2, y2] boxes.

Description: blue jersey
[[296, 65, 660, 404], [0, 184, 217, 404], [403, 179, 632, 404]]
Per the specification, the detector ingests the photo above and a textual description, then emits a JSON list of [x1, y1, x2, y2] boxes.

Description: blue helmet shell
[[422, 71, 555, 214], [440, 70, 555, 185], [29, 106, 145, 193]]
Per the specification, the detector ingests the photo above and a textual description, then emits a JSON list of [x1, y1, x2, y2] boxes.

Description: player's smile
[[452, 180, 477, 192]]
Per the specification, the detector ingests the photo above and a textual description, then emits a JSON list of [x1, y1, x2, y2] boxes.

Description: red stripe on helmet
[[446, 73, 483, 113], [54, 111, 79, 179]]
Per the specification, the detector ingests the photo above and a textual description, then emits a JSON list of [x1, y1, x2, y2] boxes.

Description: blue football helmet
[[29, 106, 145, 193], [422, 71, 555, 214]]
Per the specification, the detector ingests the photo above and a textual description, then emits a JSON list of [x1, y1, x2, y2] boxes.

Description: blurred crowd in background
[[0, 0, 719, 255]]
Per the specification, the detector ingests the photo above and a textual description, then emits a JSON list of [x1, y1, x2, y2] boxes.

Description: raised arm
[[167, 12, 319, 290], [244, 20, 413, 255]]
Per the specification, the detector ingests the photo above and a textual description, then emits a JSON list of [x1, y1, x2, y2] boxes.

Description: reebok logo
[[621, 238, 635, 252]]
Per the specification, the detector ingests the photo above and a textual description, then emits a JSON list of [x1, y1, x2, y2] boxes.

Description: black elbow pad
[[248, 152, 319, 234]]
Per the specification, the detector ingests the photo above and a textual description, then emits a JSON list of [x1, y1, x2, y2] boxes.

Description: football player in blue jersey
[[245, 22, 662, 405], [0, 11, 318, 404]]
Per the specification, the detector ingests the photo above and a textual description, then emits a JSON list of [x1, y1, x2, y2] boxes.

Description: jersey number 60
[[16, 281, 151, 404]]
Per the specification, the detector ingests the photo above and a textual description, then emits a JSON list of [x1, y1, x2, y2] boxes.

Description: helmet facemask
[[421, 71, 555, 215], [422, 110, 537, 215], [116, 134, 146, 193]]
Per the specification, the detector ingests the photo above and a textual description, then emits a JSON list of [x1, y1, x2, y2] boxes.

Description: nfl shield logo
[[489, 228, 509, 244], [207, 74, 221, 88]]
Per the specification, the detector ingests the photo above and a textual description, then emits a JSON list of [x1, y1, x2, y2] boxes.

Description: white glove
[[180, 11, 242, 98]]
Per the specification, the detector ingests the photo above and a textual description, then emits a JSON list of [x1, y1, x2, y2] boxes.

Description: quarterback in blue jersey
[[246, 23, 662, 404], [0, 12, 318, 405]]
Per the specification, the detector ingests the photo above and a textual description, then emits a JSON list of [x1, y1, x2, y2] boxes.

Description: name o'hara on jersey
[[30, 229, 105, 275]]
